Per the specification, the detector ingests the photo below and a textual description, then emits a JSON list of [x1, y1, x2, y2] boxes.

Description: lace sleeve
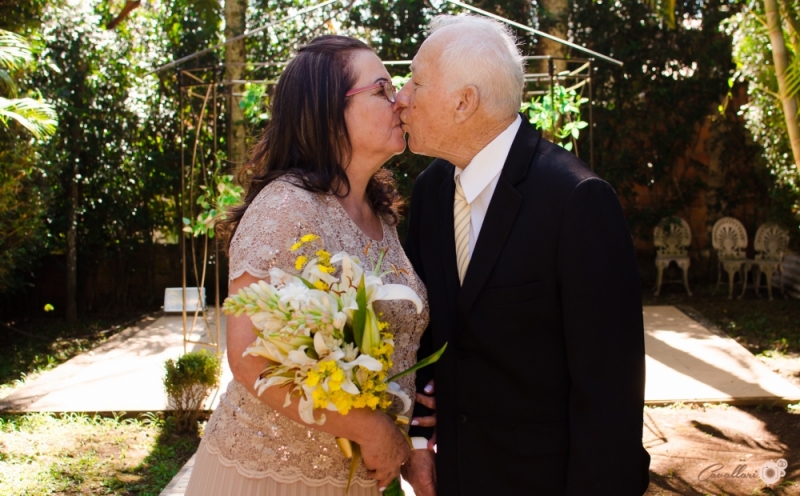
[[228, 180, 321, 281]]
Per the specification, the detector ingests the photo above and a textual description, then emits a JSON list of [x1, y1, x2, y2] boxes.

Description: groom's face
[[395, 34, 455, 157]]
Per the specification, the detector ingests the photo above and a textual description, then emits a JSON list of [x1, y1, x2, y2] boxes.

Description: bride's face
[[343, 50, 406, 170]]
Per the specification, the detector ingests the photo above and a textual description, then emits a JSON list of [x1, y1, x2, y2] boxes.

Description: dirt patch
[[645, 404, 800, 495]]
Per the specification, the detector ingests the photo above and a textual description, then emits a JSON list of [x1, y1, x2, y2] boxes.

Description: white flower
[[333, 311, 347, 331], [386, 381, 412, 414]]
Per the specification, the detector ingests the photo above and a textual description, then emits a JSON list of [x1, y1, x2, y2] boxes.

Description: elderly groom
[[398, 14, 650, 495]]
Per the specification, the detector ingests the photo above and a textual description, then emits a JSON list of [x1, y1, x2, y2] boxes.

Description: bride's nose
[[393, 86, 410, 111]]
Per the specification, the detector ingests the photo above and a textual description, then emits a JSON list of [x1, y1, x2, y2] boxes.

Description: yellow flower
[[353, 395, 368, 409], [313, 280, 329, 291], [366, 396, 380, 409], [291, 241, 303, 252], [305, 370, 320, 387], [301, 234, 319, 243], [295, 255, 308, 270], [318, 263, 335, 274], [330, 367, 345, 384], [312, 387, 328, 409]]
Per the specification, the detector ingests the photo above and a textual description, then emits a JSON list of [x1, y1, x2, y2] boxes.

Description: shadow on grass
[[107, 416, 202, 496]]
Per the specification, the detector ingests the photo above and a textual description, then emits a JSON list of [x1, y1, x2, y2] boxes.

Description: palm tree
[[0, 30, 57, 139], [763, 0, 800, 168]]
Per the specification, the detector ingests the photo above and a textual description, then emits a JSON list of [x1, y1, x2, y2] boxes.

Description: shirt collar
[[454, 115, 522, 204]]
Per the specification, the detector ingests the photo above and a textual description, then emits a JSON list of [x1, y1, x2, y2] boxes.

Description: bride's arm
[[227, 272, 410, 488]]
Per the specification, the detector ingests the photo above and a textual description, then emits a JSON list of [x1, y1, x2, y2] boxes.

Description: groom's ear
[[453, 85, 480, 124]]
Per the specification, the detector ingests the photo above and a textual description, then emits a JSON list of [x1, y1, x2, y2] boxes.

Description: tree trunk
[[537, 0, 570, 73], [224, 0, 247, 169], [66, 165, 78, 321], [764, 0, 800, 169]]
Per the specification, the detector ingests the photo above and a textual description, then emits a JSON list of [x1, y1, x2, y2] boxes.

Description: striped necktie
[[454, 175, 471, 285]]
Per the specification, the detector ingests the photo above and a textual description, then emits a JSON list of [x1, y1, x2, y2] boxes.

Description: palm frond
[[786, 54, 800, 101], [0, 68, 17, 97], [0, 30, 34, 71], [0, 97, 57, 139]]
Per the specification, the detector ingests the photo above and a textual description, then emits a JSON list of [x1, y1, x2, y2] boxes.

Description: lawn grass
[[0, 412, 201, 496], [0, 313, 151, 400]]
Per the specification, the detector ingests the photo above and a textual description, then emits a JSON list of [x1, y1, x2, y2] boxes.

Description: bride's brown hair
[[220, 36, 403, 252]]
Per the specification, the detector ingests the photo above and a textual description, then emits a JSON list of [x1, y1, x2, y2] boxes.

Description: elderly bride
[[184, 35, 429, 496]]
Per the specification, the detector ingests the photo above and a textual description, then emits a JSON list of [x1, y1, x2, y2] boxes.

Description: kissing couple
[[184, 13, 650, 496]]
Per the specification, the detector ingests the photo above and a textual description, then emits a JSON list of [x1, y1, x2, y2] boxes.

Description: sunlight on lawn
[[0, 412, 199, 496]]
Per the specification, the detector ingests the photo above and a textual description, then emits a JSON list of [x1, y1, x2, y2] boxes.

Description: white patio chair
[[653, 217, 692, 296], [748, 223, 789, 300], [712, 217, 748, 299]]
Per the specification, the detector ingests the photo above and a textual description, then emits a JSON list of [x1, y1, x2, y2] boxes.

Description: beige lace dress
[[185, 179, 429, 496]]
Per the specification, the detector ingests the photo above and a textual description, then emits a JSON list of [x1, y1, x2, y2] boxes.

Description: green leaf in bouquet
[[383, 477, 405, 496], [345, 441, 362, 495], [385, 343, 448, 383], [352, 275, 367, 349], [298, 277, 316, 290]]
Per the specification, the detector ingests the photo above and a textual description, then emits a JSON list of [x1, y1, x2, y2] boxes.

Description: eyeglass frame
[[345, 79, 396, 103]]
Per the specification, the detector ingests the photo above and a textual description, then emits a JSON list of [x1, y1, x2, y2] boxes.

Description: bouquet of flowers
[[223, 234, 445, 495]]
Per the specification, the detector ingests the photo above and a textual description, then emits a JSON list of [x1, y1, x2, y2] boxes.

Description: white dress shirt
[[453, 115, 522, 258]]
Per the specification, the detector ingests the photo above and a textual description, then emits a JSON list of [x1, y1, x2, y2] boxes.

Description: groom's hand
[[412, 379, 437, 450], [402, 449, 437, 496]]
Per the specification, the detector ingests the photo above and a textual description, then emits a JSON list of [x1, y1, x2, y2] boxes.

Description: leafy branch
[[522, 84, 588, 153], [182, 174, 244, 238]]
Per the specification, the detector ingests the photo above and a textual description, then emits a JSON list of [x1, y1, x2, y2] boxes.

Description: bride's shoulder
[[250, 176, 325, 213]]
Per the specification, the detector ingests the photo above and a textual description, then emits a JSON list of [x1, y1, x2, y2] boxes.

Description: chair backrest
[[654, 217, 691, 257], [754, 223, 789, 262], [711, 217, 748, 259]]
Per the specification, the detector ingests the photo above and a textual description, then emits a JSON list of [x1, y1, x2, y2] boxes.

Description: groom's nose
[[393, 84, 410, 111]]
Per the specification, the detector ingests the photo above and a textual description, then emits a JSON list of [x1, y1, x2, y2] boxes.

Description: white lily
[[337, 353, 383, 372], [299, 384, 324, 425], [286, 346, 320, 368], [301, 258, 339, 287], [330, 251, 423, 354], [242, 337, 286, 363], [386, 381, 412, 414]]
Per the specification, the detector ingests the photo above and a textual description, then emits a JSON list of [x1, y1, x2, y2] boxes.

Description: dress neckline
[[329, 195, 385, 243]]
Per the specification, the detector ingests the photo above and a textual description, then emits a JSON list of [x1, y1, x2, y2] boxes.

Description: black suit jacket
[[405, 118, 650, 495]]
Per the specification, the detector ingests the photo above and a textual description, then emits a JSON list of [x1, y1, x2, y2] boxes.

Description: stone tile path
[[644, 306, 800, 405], [3, 306, 800, 496], [0, 311, 231, 413]]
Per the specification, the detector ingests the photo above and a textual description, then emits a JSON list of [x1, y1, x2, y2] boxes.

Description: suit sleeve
[[403, 173, 435, 440], [556, 178, 649, 495]]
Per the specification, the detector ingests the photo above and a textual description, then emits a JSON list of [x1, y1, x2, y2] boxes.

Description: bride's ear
[[453, 85, 480, 124]]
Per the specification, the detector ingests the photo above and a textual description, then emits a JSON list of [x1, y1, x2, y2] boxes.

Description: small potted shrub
[[163, 349, 222, 432]]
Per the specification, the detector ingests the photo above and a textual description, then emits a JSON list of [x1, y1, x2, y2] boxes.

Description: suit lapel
[[458, 119, 542, 314], [437, 165, 461, 326]]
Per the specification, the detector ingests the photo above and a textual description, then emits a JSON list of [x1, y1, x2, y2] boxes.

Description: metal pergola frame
[[154, 1, 621, 354]]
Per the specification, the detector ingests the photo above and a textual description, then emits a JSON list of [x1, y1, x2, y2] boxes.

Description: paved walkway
[[3, 305, 800, 496], [0, 311, 232, 413], [644, 306, 800, 405]]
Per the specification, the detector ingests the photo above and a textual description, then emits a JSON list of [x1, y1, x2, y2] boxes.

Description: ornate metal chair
[[653, 217, 692, 296], [748, 223, 790, 300], [712, 217, 748, 299]]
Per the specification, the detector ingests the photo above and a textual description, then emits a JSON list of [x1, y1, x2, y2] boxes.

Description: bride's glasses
[[345, 79, 396, 103]]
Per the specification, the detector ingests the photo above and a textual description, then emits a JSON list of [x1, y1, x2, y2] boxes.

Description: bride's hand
[[412, 379, 437, 450], [359, 412, 411, 490]]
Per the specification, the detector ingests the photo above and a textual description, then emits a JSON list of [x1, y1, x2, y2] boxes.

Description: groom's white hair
[[428, 14, 525, 120]]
